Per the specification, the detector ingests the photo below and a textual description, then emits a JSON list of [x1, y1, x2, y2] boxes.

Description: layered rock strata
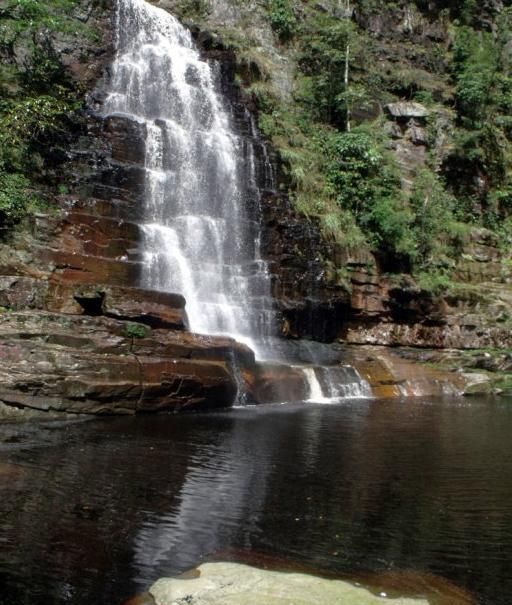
[[0, 0, 502, 419], [0, 311, 247, 416], [0, 155, 257, 416], [29, 0, 512, 354]]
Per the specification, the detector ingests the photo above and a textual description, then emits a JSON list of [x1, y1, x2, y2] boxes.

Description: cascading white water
[[102, 0, 374, 402], [303, 366, 372, 402], [302, 368, 328, 403], [102, 0, 276, 354]]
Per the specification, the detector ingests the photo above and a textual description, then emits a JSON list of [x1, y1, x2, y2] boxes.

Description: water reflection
[[132, 414, 277, 581], [0, 398, 511, 604]]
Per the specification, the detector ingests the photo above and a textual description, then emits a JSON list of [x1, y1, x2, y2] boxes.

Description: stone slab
[[150, 562, 429, 605]]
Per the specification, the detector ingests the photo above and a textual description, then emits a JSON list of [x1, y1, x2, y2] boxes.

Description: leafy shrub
[[0, 173, 36, 229], [0, 0, 88, 233], [175, 0, 210, 19], [441, 16, 512, 221], [0, 96, 75, 168], [324, 131, 384, 217], [268, 0, 296, 42], [299, 18, 357, 128], [416, 270, 454, 296], [323, 129, 415, 262], [409, 170, 458, 265], [124, 323, 149, 339], [452, 27, 497, 126], [361, 196, 415, 262]]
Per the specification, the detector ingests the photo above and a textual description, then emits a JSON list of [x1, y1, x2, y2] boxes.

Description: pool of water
[[1, 396, 512, 604]]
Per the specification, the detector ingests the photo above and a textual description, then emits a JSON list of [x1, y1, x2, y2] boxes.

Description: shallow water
[[1, 397, 512, 604]]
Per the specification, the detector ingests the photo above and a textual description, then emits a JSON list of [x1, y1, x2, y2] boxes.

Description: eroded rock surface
[[0, 311, 247, 416], [347, 346, 466, 398], [2, 0, 508, 420], [149, 562, 429, 605]]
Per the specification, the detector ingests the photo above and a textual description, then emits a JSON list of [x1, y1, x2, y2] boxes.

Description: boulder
[[69, 284, 187, 329], [461, 372, 492, 396], [0, 341, 238, 415], [385, 102, 429, 120], [149, 562, 429, 605], [0, 276, 49, 310], [0, 274, 188, 330]]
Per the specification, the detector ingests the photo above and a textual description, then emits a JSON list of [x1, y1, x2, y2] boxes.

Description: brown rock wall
[[0, 312, 243, 416]]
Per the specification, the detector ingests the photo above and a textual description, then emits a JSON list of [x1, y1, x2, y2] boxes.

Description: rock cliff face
[[0, 1, 254, 418], [0, 312, 243, 415], [137, 0, 512, 353], [0, 0, 506, 419]]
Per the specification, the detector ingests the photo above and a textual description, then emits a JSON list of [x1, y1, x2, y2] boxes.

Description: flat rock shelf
[[149, 562, 428, 605]]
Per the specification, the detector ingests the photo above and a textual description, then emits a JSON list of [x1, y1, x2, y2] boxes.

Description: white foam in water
[[302, 367, 333, 403], [102, 0, 276, 356], [302, 366, 373, 403]]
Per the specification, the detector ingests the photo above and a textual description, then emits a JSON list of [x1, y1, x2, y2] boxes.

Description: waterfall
[[101, 0, 374, 405], [102, 0, 276, 355], [302, 366, 372, 402], [302, 368, 327, 402]]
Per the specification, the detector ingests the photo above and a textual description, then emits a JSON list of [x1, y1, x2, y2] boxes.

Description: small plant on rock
[[124, 323, 149, 339]]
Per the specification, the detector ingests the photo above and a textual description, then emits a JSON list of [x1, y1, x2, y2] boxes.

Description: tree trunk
[[343, 0, 351, 132]]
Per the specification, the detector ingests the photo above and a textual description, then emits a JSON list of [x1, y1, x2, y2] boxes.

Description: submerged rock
[[461, 372, 493, 396], [149, 562, 429, 605]]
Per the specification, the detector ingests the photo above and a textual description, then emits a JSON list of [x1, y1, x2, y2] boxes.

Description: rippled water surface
[[1, 397, 512, 604]]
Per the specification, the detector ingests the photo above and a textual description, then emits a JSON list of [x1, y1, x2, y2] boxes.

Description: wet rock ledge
[[0, 278, 255, 419], [0, 213, 488, 419]]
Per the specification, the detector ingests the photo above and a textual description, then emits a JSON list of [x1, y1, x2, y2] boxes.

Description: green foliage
[[255, 97, 367, 246], [0, 0, 87, 232], [299, 16, 357, 128], [452, 26, 500, 126], [21, 41, 70, 95], [415, 270, 455, 296], [0, 0, 85, 70], [174, 0, 210, 19], [0, 93, 76, 229], [244, 0, 512, 275], [0, 0, 81, 33], [444, 15, 512, 220], [413, 90, 435, 106], [0, 172, 37, 228], [320, 209, 366, 247], [323, 129, 415, 261], [124, 323, 149, 339], [362, 196, 416, 261], [409, 170, 465, 266], [267, 0, 296, 42], [0, 95, 75, 170], [324, 131, 384, 216]]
